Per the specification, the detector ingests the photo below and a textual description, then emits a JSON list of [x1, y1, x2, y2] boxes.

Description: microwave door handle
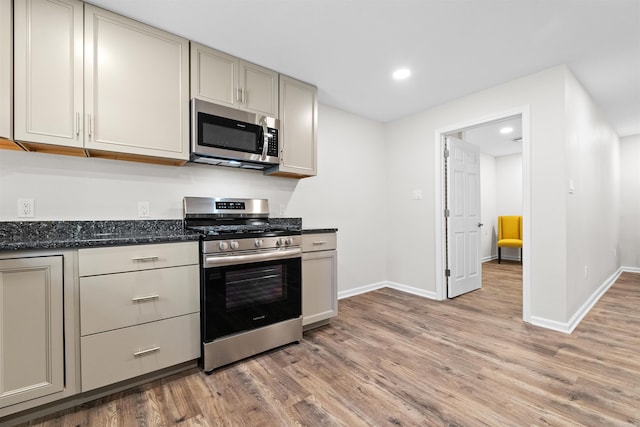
[[261, 122, 269, 161]]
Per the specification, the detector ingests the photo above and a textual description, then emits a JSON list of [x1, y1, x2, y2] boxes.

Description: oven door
[[202, 252, 301, 342]]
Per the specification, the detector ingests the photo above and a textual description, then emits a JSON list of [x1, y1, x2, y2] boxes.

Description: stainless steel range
[[183, 197, 302, 372]]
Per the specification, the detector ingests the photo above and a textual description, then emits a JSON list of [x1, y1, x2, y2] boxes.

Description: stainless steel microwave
[[190, 99, 280, 169]]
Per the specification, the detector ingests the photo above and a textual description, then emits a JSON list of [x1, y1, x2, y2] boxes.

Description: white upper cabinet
[[266, 75, 318, 177], [84, 5, 190, 162], [14, 0, 84, 150], [0, 0, 12, 142], [190, 42, 279, 117]]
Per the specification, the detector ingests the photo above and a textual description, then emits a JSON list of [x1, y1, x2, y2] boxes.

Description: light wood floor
[[16, 261, 640, 426]]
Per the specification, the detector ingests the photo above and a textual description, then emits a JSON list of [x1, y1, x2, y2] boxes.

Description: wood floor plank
[[12, 261, 640, 426]]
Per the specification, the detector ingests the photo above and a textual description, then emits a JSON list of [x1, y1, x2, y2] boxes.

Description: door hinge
[[443, 148, 450, 158], [445, 269, 451, 277], [444, 208, 450, 218]]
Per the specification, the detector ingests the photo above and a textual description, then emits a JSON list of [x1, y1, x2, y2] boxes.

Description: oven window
[[202, 257, 301, 341], [226, 265, 285, 310]]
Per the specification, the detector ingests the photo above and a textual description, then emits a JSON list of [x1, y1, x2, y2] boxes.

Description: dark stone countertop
[[0, 220, 200, 251], [302, 228, 338, 234]]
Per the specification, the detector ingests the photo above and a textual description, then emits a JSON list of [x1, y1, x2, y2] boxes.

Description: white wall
[[386, 65, 568, 323], [495, 153, 523, 261], [619, 134, 640, 268], [480, 153, 496, 261], [564, 71, 621, 318], [495, 154, 522, 216], [287, 105, 388, 292], [0, 104, 388, 294]]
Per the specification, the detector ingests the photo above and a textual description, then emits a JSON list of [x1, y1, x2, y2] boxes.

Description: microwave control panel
[[267, 128, 279, 156]]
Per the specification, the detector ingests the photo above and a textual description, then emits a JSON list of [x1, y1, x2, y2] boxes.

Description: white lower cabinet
[[302, 233, 338, 329], [80, 313, 199, 392], [0, 256, 64, 409], [78, 242, 200, 392]]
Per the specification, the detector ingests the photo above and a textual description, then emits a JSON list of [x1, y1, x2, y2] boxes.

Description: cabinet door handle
[[242, 88, 246, 104], [133, 346, 160, 357], [87, 113, 92, 139], [75, 112, 80, 137], [131, 256, 159, 262], [132, 294, 160, 303], [312, 241, 327, 245], [236, 88, 242, 103]]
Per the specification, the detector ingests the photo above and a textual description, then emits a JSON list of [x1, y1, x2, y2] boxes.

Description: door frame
[[434, 105, 531, 323]]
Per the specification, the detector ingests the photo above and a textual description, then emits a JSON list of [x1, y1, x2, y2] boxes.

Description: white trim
[[386, 281, 438, 300], [621, 266, 640, 273], [481, 256, 497, 263], [530, 267, 624, 334], [338, 281, 438, 301], [434, 106, 532, 320], [338, 281, 386, 299]]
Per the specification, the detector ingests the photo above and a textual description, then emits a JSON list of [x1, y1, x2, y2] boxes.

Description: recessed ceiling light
[[499, 126, 514, 134], [393, 68, 411, 80]]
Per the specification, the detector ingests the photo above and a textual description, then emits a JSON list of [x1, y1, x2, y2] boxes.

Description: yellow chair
[[497, 216, 522, 264]]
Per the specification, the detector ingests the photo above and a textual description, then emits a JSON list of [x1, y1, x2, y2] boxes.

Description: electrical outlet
[[584, 266, 589, 280], [18, 199, 35, 218], [411, 189, 423, 200], [138, 201, 150, 218], [279, 204, 286, 216]]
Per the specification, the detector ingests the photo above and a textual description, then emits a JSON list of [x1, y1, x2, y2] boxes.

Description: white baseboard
[[386, 281, 438, 300], [481, 255, 497, 263], [338, 282, 387, 299], [340, 267, 638, 334], [338, 281, 438, 301], [530, 267, 624, 334]]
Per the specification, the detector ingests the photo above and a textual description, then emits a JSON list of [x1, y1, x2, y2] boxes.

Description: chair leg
[[520, 248, 523, 264], [498, 247, 501, 264]]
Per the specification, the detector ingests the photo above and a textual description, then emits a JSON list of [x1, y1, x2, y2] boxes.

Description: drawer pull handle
[[132, 256, 159, 262], [132, 294, 160, 303], [133, 346, 160, 357], [312, 241, 327, 245]]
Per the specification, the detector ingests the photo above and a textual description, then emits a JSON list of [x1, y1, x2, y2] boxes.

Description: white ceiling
[[88, 0, 640, 137], [462, 117, 522, 158]]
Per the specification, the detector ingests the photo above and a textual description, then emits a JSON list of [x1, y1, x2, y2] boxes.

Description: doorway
[[434, 106, 531, 323]]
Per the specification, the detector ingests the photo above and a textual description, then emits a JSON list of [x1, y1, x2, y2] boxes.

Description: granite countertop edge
[[302, 228, 338, 234], [0, 220, 200, 252]]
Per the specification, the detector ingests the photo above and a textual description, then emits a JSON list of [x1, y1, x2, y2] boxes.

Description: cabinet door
[[84, 5, 189, 160], [14, 0, 84, 148], [190, 42, 238, 109], [269, 75, 317, 177], [0, 0, 11, 142], [239, 61, 278, 117], [302, 250, 337, 327], [0, 256, 64, 409]]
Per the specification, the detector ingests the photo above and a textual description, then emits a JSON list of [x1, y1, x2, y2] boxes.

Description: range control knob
[[254, 239, 264, 248], [218, 241, 229, 251], [284, 237, 293, 246], [276, 238, 283, 247], [230, 241, 240, 250]]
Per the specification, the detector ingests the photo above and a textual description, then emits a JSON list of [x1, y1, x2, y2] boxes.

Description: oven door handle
[[204, 248, 302, 268]]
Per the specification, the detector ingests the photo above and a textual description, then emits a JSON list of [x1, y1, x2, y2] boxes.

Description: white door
[[446, 136, 482, 298]]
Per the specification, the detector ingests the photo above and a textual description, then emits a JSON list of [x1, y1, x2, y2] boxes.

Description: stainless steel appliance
[[183, 197, 302, 372], [190, 99, 280, 169]]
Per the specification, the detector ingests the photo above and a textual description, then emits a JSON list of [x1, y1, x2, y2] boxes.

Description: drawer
[[302, 233, 337, 252], [80, 265, 200, 336], [79, 242, 198, 276], [81, 313, 200, 392]]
